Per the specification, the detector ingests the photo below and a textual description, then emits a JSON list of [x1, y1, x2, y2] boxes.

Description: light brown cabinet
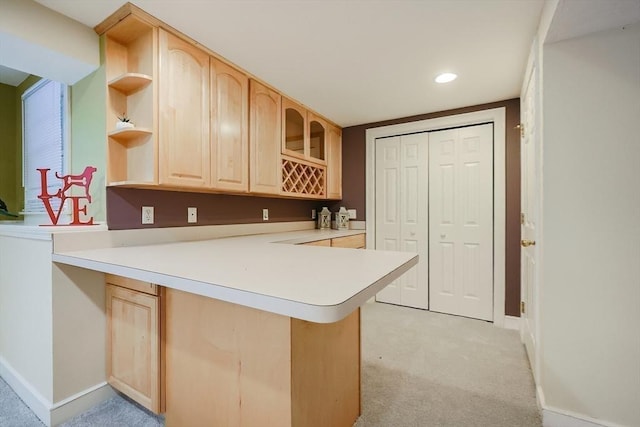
[[99, 4, 341, 200], [249, 80, 282, 195], [106, 274, 162, 413], [281, 97, 328, 199], [159, 29, 211, 188], [163, 288, 360, 427], [210, 58, 249, 192], [104, 14, 157, 186], [303, 233, 365, 249]]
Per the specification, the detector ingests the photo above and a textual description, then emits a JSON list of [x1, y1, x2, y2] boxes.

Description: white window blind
[[22, 79, 67, 213]]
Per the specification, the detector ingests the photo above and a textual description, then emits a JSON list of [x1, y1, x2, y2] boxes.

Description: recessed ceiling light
[[435, 73, 457, 83]]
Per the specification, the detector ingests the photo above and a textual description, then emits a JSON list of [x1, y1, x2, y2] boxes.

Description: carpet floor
[[1, 301, 540, 426]]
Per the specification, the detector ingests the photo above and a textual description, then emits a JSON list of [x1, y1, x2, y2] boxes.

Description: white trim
[[537, 385, 622, 427], [542, 409, 622, 427], [0, 355, 53, 425], [0, 356, 114, 427], [365, 107, 506, 326], [50, 382, 114, 426], [503, 315, 521, 331]]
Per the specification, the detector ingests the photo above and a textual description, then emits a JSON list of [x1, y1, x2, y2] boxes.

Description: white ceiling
[[28, 0, 543, 127], [0, 64, 29, 87], [20, 0, 640, 127]]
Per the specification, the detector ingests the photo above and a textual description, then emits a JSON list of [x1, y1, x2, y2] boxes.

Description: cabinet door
[[308, 113, 327, 165], [211, 58, 248, 192], [282, 97, 307, 160], [327, 125, 342, 199], [249, 80, 282, 195], [159, 29, 210, 188], [106, 284, 161, 413]]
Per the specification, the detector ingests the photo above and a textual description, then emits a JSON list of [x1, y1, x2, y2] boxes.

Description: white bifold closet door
[[428, 124, 494, 321], [375, 133, 429, 309]]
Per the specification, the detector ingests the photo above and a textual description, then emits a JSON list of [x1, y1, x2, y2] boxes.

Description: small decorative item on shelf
[[116, 113, 134, 130], [336, 206, 349, 230], [318, 206, 331, 230]]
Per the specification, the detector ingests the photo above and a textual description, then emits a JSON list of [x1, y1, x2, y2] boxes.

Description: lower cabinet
[[303, 233, 365, 249], [106, 274, 163, 413], [105, 235, 364, 421], [163, 288, 360, 427]]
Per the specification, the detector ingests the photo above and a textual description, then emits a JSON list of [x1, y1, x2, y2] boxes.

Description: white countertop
[[52, 229, 417, 323]]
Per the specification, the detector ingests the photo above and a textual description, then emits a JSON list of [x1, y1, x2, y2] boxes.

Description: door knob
[[521, 239, 536, 247]]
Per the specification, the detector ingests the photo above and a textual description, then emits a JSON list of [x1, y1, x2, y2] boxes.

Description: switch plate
[[311, 209, 316, 219], [142, 206, 154, 225], [188, 207, 197, 224], [262, 208, 269, 221], [347, 209, 357, 219]]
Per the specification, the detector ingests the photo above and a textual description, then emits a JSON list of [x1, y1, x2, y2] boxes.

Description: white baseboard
[[503, 315, 521, 330], [0, 355, 114, 426], [50, 382, 114, 426], [537, 384, 623, 427], [0, 355, 53, 425]]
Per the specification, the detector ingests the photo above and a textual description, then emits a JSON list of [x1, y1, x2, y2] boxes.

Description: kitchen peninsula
[[52, 227, 417, 426]]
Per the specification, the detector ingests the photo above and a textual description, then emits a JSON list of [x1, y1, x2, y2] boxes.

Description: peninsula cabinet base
[[164, 288, 361, 427]]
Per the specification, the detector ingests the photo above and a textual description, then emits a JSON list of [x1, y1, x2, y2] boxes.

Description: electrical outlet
[[142, 206, 154, 224], [262, 208, 269, 221], [188, 207, 197, 224], [348, 209, 357, 219], [311, 209, 316, 219]]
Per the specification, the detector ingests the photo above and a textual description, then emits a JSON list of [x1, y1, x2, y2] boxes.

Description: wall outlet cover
[[142, 206, 154, 224], [262, 208, 269, 221], [188, 207, 197, 223], [347, 209, 357, 219]]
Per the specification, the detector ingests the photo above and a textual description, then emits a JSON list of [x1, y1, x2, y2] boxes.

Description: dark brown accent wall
[[107, 187, 325, 230], [334, 98, 522, 317]]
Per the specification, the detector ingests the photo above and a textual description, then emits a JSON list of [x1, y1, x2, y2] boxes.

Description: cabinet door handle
[[521, 239, 536, 247]]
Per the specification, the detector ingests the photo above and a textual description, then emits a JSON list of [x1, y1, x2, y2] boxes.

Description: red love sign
[[37, 166, 97, 226]]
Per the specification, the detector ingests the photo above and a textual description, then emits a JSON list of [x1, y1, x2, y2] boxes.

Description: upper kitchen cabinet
[[210, 58, 249, 192], [104, 14, 158, 186], [280, 98, 329, 199], [159, 29, 211, 188], [98, 4, 341, 200], [282, 99, 327, 166], [249, 80, 282, 195]]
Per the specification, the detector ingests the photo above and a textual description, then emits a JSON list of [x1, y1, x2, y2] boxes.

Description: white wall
[[0, 235, 54, 402], [541, 22, 640, 426]]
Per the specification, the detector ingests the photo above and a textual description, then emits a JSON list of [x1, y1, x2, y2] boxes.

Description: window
[[22, 79, 68, 213]]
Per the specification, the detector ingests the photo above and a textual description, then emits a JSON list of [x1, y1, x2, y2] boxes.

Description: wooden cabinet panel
[[106, 284, 161, 413], [250, 80, 282, 195], [164, 288, 292, 426], [163, 287, 360, 427], [159, 29, 210, 188], [331, 234, 365, 249], [304, 239, 331, 247], [291, 309, 360, 427], [210, 58, 248, 192], [327, 125, 342, 200]]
